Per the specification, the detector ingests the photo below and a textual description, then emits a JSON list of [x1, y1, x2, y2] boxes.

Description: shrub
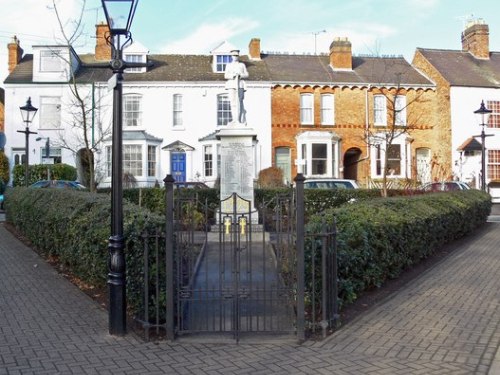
[[12, 163, 77, 186], [257, 167, 286, 188], [305, 190, 491, 307], [0, 151, 9, 185]]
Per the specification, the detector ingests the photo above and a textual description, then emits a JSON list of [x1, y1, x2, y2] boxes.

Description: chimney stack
[[95, 22, 112, 61], [8, 36, 23, 73], [248, 38, 261, 60], [461, 19, 489, 59], [329, 37, 352, 70]]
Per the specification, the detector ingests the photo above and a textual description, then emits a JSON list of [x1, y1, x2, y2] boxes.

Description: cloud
[[160, 18, 259, 54]]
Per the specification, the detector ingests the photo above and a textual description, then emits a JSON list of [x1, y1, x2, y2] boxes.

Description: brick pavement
[[0, 216, 499, 374]]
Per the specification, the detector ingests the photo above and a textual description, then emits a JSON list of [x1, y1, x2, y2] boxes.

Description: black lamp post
[[17, 97, 38, 187], [101, 0, 138, 335], [474, 100, 492, 191]]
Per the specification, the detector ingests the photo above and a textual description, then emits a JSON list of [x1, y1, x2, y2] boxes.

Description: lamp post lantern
[[474, 100, 492, 191], [101, 0, 139, 335], [17, 97, 38, 186]]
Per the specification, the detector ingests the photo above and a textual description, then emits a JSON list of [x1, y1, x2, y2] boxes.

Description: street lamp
[[17, 97, 38, 186], [474, 100, 492, 191], [101, 0, 138, 336]]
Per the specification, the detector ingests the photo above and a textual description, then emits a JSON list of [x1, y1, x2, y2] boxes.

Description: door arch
[[343, 147, 362, 180]]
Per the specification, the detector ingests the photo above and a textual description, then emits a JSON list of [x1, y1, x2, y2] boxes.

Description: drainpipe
[[92, 82, 95, 148], [365, 84, 371, 186]]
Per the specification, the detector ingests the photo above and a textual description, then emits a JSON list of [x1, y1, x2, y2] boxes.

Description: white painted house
[[413, 19, 500, 200], [3, 26, 272, 188]]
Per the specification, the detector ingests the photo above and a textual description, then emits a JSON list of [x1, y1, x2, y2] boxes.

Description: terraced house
[[4, 23, 449, 188]]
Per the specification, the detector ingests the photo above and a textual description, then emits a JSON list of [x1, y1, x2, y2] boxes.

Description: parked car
[[174, 182, 209, 189], [421, 181, 470, 192], [30, 180, 87, 190], [304, 178, 359, 189]]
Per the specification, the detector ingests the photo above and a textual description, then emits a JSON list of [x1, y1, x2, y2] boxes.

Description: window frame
[[124, 54, 145, 73], [394, 95, 407, 126], [40, 50, 63, 72], [147, 145, 157, 178], [173, 94, 183, 128], [123, 144, 143, 177], [39, 96, 62, 129], [320, 94, 335, 125], [300, 93, 314, 125], [487, 100, 500, 129], [374, 95, 387, 126], [488, 149, 500, 180], [217, 94, 232, 126], [204, 145, 214, 177], [215, 54, 232, 73], [123, 94, 142, 128]]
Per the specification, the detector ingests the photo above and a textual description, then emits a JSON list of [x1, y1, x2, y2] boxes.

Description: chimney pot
[[461, 19, 489, 59], [8, 36, 23, 73], [329, 37, 352, 70], [249, 38, 261, 60]]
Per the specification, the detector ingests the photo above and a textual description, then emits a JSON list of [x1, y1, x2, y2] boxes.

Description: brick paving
[[0, 214, 499, 374]]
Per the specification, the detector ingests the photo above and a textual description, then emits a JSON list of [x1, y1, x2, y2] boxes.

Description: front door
[[416, 148, 431, 184], [171, 151, 186, 182]]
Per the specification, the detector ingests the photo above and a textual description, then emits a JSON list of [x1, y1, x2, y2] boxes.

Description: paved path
[[0, 214, 499, 374]]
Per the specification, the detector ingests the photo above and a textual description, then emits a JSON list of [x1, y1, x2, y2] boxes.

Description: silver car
[[304, 178, 359, 189]]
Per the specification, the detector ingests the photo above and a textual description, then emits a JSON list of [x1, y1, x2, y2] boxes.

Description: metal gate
[[135, 174, 339, 342], [168, 189, 297, 342]]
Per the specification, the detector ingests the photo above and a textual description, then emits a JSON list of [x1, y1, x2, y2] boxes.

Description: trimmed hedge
[[12, 163, 77, 186], [4, 187, 164, 315], [305, 190, 491, 306]]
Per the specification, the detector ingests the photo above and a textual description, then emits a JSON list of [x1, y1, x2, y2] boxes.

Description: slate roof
[[4, 51, 433, 88], [416, 48, 500, 88]]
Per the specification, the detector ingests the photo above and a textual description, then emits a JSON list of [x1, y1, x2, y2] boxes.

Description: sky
[[0, 0, 499, 86]]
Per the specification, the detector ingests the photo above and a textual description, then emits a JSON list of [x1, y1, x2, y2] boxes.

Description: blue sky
[[1, 0, 499, 84]]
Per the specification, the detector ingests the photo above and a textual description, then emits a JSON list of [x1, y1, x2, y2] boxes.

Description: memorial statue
[[224, 50, 249, 125]]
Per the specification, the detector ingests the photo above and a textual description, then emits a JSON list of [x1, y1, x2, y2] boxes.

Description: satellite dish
[[0, 132, 6, 149]]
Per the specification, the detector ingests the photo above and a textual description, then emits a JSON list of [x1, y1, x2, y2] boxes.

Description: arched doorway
[[343, 147, 362, 180]]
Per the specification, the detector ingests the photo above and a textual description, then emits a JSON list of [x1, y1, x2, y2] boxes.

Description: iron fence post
[[294, 173, 306, 341], [164, 174, 175, 340]]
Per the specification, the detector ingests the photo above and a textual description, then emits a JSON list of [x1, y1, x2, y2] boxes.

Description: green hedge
[[12, 163, 77, 186], [305, 190, 491, 306], [4, 187, 164, 316]]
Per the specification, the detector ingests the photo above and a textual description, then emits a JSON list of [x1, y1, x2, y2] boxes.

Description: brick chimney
[[95, 22, 111, 61], [461, 19, 489, 59], [329, 37, 352, 70], [248, 38, 261, 60], [8, 36, 23, 73]]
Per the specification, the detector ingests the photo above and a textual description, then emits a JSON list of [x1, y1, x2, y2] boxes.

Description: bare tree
[[49, 0, 110, 191]]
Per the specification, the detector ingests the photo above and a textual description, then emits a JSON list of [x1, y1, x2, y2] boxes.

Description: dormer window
[[40, 50, 63, 72], [215, 54, 231, 73], [125, 54, 146, 73]]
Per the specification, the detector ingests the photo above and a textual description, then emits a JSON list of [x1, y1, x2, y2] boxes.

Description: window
[[372, 140, 406, 178], [123, 145, 142, 176], [40, 97, 61, 129], [487, 101, 500, 128], [275, 147, 291, 183], [123, 94, 142, 127], [321, 94, 334, 125], [40, 50, 63, 72], [148, 146, 156, 177], [374, 95, 387, 126], [204, 145, 214, 177], [216, 54, 232, 72], [394, 95, 406, 126], [125, 54, 144, 73], [387, 144, 402, 175], [488, 150, 500, 180], [40, 147, 62, 164], [311, 144, 327, 175], [173, 94, 183, 127], [300, 94, 314, 125], [217, 94, 232, 126]]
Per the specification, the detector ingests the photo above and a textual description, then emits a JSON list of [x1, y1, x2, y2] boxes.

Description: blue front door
[[171, 152, 186, 182]]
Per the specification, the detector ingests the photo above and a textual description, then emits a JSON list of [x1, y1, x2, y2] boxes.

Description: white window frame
[[297, 131, 339, 178], [40, 50, 63, 72], [215, 54, 232, 73], [204, 145, 214, 177], [320, 94, 334, 125], [395, 95, 406, 126], [371, 135, 409, 178], [39, 96, 61, 129], [173, 94, 183, 128], [217, 94, 232, 126], [123, 94, 142, 128], [123, 144, 143, 177], [124, 54, 146, 73], [147, 145, 157, 178], [374, 95, 387, 126], [300, 93, 314, 125], [275, 147, 292, 183]]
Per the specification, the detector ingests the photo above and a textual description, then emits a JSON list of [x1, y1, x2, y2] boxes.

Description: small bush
[[12, 163, 77, 186], [0, 151, 9, 185], [257, 167, 286, 188]]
